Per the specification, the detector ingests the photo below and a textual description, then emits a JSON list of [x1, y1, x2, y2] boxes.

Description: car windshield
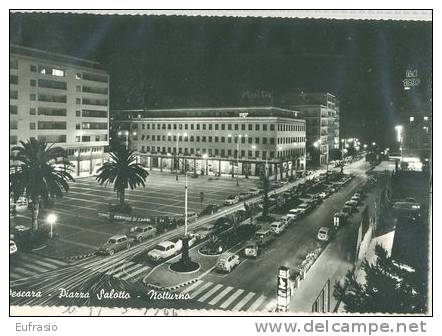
[[108, 238, 117, 244], [10, 242, 15, 247], [155, 245, 166, 251]]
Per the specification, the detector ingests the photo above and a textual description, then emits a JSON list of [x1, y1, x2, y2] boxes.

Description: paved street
[[11, 171, 259, 257], [176, 160, 370, 312], [10, 253, 68, 283]]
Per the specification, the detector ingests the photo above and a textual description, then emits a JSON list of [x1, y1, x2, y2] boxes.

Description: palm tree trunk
[[119, 189, 125, 206], [32, 200, 39, 231]]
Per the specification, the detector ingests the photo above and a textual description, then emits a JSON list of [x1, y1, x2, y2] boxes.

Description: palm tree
[[258, 173, 271, 218], [96, 147, 148, 210], [10, 138, 74, 231]]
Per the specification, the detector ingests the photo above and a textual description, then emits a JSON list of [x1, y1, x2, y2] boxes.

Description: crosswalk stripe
[[197, 284, 223, 302], [31, 259, 59, 269], [105, 262, 135, 275], [181, 280, 203, 294], [112, 263, 140, 277], [232, 292, 256, 311], [89, 258, 127, 273], [208, 286, 234, 305], [219, 289, 244, 309], [13, 267, 34, 276], [10, 272, 24, 280], [34, 256, 67, 267], [17, 262, 48, 273], [190, 282, 213, 298], [247, 294, 267, 312], [120, 265, 151, 281]]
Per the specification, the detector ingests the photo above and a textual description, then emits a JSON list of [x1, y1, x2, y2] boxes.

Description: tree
[[96, 147, 148, 210], [334, 244, 427, 314], [258, 173, 271, 218], [10, 139, 74, 231]]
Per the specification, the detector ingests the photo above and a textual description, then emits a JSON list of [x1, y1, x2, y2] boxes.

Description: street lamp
[[118, 130, 129, 149], [202, 153, 208, 175], [47, 213, 57, 239], [169, 132, 187, 181]]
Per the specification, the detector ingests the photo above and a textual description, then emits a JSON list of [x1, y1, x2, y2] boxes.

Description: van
[[317, 227, 332, 241], [215, 252, 240, 272], [270, 221, 286, 235], [254, 228, 275, 246], [244, 240, 259, 258]]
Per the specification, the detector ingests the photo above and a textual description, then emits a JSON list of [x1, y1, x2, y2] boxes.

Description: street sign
[[277, 266, 291, 312]]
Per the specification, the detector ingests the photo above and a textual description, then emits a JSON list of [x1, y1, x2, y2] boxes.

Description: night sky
[[10, 12, 432, 147]]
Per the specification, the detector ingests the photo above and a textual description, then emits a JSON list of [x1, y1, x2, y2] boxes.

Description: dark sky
[[10, 12, 432, 147]]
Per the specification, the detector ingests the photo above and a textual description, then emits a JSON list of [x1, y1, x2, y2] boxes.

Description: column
[[218, 159, 221, 176], [149, 156, 152, 171], [171, 157, 174, 172], [160, 157, 163, 172]]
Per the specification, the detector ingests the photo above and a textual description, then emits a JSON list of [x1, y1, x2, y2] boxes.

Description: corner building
[[10, 45, 109, 176], [113, 107, 306, 179]]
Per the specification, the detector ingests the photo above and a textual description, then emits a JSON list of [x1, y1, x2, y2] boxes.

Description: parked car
[[200, 203, 219, 216], [215, 252, 240, 272], [99, 234, 133, 255], [345, 200, 358, 209], [342, 205, 353, 217], [128, 225, 156, 243], [254, 228, 275, 247], [185, 211, 199, 223], [244, 240, 259, 258], [271, 181, 283, 189], [297, 203, 312, 213], [287, 208, 303, 220], [193, 226, 214, 240], [248, 188, 261, 196], [10, 240, 18, 255], [239, 192, 251, 200], [148, 241, 179, 262], [317, 227, 332, 242], [224, 195, 240, 205], [279, 215, 294, 227], [270, 221, 286, 235], [318, 191, 328, 199]]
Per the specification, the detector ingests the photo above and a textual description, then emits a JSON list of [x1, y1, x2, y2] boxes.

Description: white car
[[224, 195, 240, 205], [248, 188, 261, 196], [147, 241, 178, 262], [10, 240, 18, 255], [215, 252, 240, 273], [270, 221, 286, 235], [317, 227, 332, 241]]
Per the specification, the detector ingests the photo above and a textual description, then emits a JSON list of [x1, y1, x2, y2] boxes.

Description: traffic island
[[169, 260, 200, 273]]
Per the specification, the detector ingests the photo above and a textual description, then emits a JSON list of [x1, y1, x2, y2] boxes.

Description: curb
[[64, 251, 97, 262]]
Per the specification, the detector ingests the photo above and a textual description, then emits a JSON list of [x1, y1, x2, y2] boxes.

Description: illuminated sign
[[403, 69, 421, 90], [277, 266, 290, 312]]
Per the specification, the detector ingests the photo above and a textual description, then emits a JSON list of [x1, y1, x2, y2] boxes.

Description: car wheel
[[109, 249, 114, 256]]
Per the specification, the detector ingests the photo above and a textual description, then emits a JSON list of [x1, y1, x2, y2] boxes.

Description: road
[[10, 168, 327, 307]]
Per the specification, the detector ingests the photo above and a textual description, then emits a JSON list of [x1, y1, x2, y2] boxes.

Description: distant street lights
[[47, 213, 57, 239], [118, 130, 129, 149], [395, 125, 404, 163]]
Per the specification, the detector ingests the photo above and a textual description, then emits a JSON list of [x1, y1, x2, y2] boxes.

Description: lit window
[[424, 116, 429, 121], [409, 116, 414, 122], [52, 69, 65, 77]]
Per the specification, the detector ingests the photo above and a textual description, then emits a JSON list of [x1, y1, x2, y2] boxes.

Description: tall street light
[[314, 139, 329, 178], [169, 132, 187, 181], [47, 213, 57, 239]]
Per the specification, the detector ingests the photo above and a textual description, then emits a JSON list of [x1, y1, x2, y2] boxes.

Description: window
[[196, 124, 200, 130], [215, 124, 219, 130], [248, 124, 252, 131], [270, 138, 275, 145], [184, 124, 188, 130], [270, 124, 275, 131], [255, 151, 259, 158], [208, 124, 212, 130], [30, 65, 37, 72], [10, 105, 18, 115], [190, 124, 194, 130], [173, 124, 177, 130], [208, 136, 212, 142], [30, 94, 36, 101], [227, 149, 232, 157], [10, 120, 18, 129], [255, 124, 260, 131], [241, 150, 245, 157], [76, 123, 81, 130], [221, 124, 225, 130], [82, 136, 91, 142], [30, 108, 36, 115], [241, 137, 245, 144], [76, 85, 81, 92], [76, 110, 81, 117], [76, 98, 81, 104], [10, 59, 18, 69], [228, 137, 232, 144], [168, 124, 171, 130], [29, 122, 36, 130], [255, 138, 260, 144], [95, 135, 100, 142], [215, 136, 219, 143], [263, 137, 267, 144], [248, 150, 252, 157], [10, 75, 18, 85], [38, 121, 67, 130], [221, 136, 225, 143], [235, 124, 239, 130], [263, 124, 267, 131], [228, 124, 232, 130], [241, 124, 246, 131], [202, 136, 206, 142], [202, 124, 206, 130], [248, 137, 252, 144]]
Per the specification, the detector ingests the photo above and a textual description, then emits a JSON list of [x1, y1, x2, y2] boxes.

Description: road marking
[[247, 294, 267, 312], [10, 272, 23, 280], [208, 286, 234, 305], [112, 263, 141, 278], [265, 299, 277, 312], [197, 284, 223, 302], [88, 258, 127, 273], [12, 267, 34, 276], [120, 265, 151, 281], [219, 289, 244, 309], [57, 238, 98, 250], [181, 280, 203, 294], [232, 292, 256, 311], [15, 262, 48, 273], [105, 261, 135, 275], [189, 281, 213, 298]]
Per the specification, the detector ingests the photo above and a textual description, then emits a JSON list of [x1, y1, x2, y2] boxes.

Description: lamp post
[[202, 153, 208, 175], [169, 132, 187, 181], [47, 213, 57, 239]]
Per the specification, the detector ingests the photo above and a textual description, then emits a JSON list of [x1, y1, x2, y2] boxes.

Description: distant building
[[403, 115, 431, 162], [276, 91, 340, 166], [112, 107, 306, 178], [10, 45, 110, 176]]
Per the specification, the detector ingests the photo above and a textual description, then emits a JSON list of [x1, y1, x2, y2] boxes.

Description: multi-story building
[[10, 45, 109, 176], [402, 115, 432, 162], [113, 107, 306, 178], [276, 91, 340, 166]]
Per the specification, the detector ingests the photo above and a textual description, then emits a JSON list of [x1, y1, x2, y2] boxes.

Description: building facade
[[10, 45, 110, 176], [403, 115, 431, 161], [113, 107, 306, 178], [276, 91, 340, 166]]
